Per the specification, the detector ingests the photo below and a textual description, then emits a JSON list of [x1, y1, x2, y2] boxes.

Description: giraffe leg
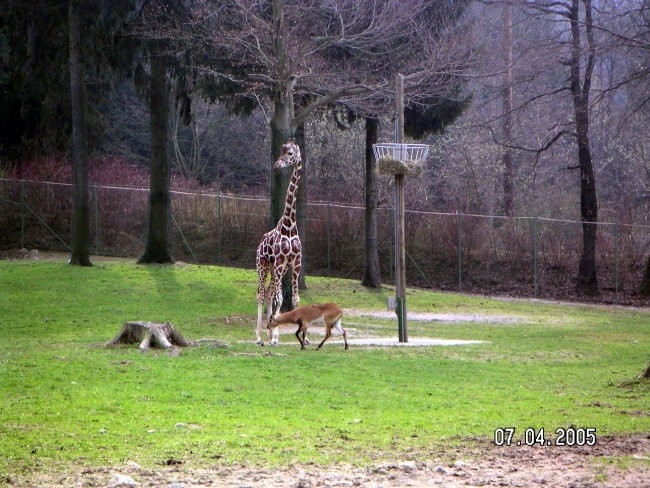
[[264, 286, 275, 344], [256, 263, 269, 346], [269, 286, 282, 346], [291, 259, 301, 308], [268, 264, 287, 347], [257, 303, 264, 346]]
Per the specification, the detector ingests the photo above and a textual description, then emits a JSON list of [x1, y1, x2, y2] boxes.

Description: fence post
[[389, 206, 394, 283], [457, 210, 463, 291], [20, 180, 25, 250], [327, 202, 332, 275], [217, 192, 222, 264], [93, 185, 99, 255], [532, 217, 538, 298], [614, 222, 619, 305]]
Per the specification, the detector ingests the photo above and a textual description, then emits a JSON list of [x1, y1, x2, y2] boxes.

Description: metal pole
[[395, 174, 407, 342], [395, 73, 407, 342]]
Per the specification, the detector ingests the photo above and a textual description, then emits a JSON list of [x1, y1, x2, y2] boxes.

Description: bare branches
[[173, 0, 474, 125]]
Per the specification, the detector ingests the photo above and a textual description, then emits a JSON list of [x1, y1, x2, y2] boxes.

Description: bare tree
[[138, 50, 174, 264], [362, 116, 380, 288], [68, 0, 91, 266], [179, 0, 470, 301], [133, 0, 192, 264], [478, 0, 600, 294], [501, 1, 514, 217], [568, 0, 599, 295]]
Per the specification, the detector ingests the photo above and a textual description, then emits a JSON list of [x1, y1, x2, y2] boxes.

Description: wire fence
[[1, 178, 649, 305]]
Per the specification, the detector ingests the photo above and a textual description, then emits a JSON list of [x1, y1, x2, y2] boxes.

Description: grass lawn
[[0, 258, 648, 477]]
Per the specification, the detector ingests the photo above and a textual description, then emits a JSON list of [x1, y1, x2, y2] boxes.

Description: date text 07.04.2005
[[493, 427, 597, 447]]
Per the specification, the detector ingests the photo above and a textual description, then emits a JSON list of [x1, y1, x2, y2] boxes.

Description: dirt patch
[[0, 248, 43, 260], [266, 309, 495, 347], [348, 309, 522, 324], [10, 435, 649, 487], [265, 324, 486, 347]]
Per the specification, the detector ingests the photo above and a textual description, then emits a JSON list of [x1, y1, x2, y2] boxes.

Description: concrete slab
[[345, 337, 487, 347]]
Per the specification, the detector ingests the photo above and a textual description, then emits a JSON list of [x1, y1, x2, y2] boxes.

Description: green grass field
[[0, 258, 648, 477]]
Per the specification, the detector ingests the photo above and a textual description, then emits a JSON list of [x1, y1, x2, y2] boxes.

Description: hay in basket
[[373, 143, 429, 177]]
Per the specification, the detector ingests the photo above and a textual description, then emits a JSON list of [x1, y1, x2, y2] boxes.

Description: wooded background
[[0, 0, 648, 301]]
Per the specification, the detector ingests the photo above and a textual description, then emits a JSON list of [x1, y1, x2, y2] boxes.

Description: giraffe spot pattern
[[291, 238, 301, 254]]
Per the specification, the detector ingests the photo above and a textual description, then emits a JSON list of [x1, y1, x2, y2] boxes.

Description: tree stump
[[636, 361, 650, 380], [106, 321, 192, 351]]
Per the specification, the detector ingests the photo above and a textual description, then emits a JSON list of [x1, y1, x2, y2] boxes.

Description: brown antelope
[[268, 303, 348, 350]]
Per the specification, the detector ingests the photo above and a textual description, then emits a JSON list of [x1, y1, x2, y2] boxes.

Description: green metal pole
[[395, 174, 407, 343], [397, 295, 407, 342]]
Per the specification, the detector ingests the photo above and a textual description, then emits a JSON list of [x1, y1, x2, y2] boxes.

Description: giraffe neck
[[278, 158, 302, 234]]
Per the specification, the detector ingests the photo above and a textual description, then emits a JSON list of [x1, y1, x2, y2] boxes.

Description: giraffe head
[[275, 138, 301, 169]]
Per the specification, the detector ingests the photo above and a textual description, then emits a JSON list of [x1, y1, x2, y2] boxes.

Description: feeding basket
[[373, 143, 430, 176]]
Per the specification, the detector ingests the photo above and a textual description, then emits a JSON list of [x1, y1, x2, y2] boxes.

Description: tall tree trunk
[[138, 52, 173, 264], [269, 96, 294, 312], [501, 2, 514, 217], [362, 116, 381, 288], [269, 0, 291, 228], [295, 121, 307, 291], [576, 138, 598, 295], [23, 5, 39, 147], [269, 0, 299, 310], [68, 0, 91, 266], [640, 257, 650, 297], [270, 98, 292, 226], [570, 0, 598, 295]]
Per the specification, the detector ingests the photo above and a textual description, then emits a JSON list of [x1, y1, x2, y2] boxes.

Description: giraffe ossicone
[[255, 138, 303, 346]]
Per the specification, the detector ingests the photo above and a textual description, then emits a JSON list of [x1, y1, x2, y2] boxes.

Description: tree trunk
[[269, 0, 298, 310], [570, 0, 598, 295], [362, 116, 381, 288], [637, 361, 650, 380], [295, 121, 307, 291], [576, 141, 598, 295], [106, 321, 192, 351], [501, 2, 514, 218], [23, 6, 39, 145], [138, 52, 173, 264], [640, 256, 650, 297], [270, 96, 292, 227], [270, 96, 294, 312], [68, 0, 91, 267], [269, 0, 290, 228]]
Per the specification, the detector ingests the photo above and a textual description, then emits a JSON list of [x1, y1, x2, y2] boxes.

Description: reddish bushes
[[5, 155, 213, 192], [2, 156, 650, 304]]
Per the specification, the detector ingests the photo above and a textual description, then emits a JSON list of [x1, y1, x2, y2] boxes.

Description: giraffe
[[255, 138, 303, 346]]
